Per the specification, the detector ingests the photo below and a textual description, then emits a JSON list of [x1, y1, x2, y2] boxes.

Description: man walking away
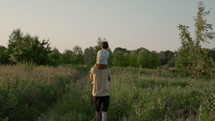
[[90, 66, 111, 121]]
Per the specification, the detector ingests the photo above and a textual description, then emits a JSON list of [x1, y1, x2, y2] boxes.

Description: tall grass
[[0, 65, 215, 121], [41, 66, 215, 121], [0, 65, 78, 121], [108, 67, 215, 121]]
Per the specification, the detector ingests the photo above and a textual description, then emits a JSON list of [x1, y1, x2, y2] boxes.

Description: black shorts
[[93, 96, 110, 112]]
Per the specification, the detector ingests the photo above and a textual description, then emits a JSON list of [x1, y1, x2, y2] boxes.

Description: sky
[[0, 0, 215, 52]]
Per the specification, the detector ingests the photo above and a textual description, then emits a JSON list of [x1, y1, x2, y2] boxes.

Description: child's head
[[101, 41, 109, 49]]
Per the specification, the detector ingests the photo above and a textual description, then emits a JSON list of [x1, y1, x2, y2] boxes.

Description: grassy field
[[0, 65, 215, 121]]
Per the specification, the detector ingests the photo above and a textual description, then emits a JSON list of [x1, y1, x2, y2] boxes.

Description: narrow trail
[[37, 66, 94, 121]]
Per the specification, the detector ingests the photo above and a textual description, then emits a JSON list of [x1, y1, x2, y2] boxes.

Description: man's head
[[101, 41, 109, 49]]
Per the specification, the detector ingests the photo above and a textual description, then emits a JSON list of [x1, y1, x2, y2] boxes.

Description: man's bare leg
[[96, 111, 102, 121], [102, 112, 107, 121]]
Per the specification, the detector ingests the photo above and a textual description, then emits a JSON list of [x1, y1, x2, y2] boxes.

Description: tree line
[[0, 29, 214, 67], [0, 30, 176, 68], [0, 2, 214, 77]]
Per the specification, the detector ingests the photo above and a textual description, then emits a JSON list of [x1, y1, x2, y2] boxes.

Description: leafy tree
[[84, 46, 96, 65], [167, 54, 177, 67], [49, 48, 63, 66], [159, 50, 175, 66], [73, 45, 83, 55], [176, 2, 215, 77], [8, 29, 23, 53], [111, 47, 160, 68], [149, 51, 160, 69], [7, 29, 51, 65], [113, 47, 129, 53], [137, 48, 160, 68], [123, 53, 130, 67], [137, 48, 150, 68], [136, 47, 147, 54], [62, 49, 75, 64], [129, 52, 138, 67], [72, 45, 84, 64], [208, 48, 215, 61], [0, 46, 10, 64], [112, 52, 127, 67]]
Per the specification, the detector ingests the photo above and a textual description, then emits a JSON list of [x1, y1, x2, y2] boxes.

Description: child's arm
[[90, 72, 93, 81]]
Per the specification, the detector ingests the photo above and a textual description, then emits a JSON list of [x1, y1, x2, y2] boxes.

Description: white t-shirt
[[90, 67, 111, 96], [96, 49, 110, 65]]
